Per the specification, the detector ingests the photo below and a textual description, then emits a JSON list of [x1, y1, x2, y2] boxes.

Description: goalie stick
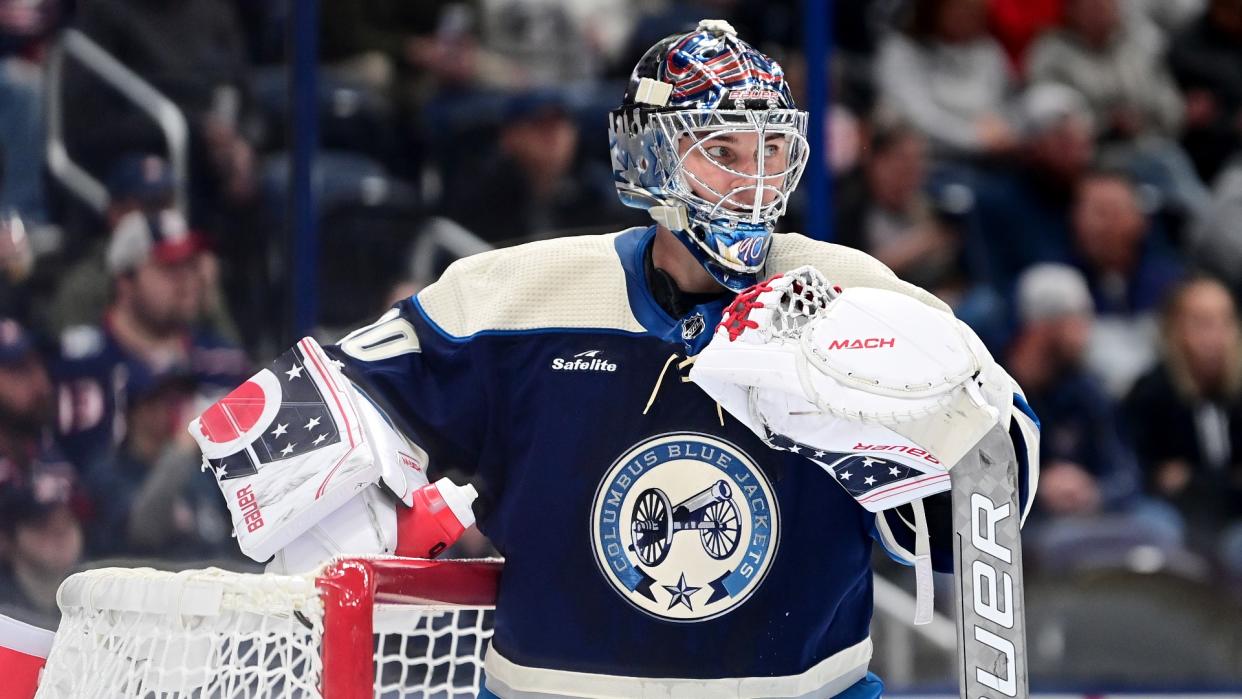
[[952, 423, 1029, 699]]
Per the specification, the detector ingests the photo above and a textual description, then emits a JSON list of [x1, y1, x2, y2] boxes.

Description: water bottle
[[395, 477, 479, 559]]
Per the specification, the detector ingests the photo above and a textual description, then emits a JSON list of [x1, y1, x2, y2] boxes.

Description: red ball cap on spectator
[[105, 208, 202, 275]]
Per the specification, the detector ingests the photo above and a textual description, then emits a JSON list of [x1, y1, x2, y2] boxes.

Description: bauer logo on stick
[[967, 491, 1019, 696], [590, 432, 779, 622]]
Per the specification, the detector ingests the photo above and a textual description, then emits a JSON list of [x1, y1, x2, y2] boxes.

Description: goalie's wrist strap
[[912, 498, 934, 626]]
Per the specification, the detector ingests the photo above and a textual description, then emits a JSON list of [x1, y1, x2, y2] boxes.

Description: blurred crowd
[[0, 0, 1240, 656]]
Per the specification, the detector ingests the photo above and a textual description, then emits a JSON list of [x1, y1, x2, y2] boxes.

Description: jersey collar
[[613, 226, 731, 354]]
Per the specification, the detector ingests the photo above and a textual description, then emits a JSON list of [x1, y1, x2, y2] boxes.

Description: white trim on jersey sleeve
[[416, 231, 647, 338]]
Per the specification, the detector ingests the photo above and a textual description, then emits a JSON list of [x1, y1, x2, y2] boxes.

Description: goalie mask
[[609, 19, 810, 291]]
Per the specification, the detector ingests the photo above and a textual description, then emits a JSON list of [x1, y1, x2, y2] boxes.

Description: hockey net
[[33, 556, 501, 699]]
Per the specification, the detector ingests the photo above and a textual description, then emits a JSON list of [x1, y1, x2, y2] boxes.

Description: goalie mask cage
[[33, 557, 502, 699]]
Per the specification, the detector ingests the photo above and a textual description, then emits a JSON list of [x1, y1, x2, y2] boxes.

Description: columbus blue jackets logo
[[590, 433, 779, 622]]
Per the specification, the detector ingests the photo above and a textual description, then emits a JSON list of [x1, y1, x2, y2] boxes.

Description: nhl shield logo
[[681, 312, 706, 341], [590, 433, 779, 622]]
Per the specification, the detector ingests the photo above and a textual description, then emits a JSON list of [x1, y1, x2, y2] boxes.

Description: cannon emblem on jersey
[[629, 480, 742, 566]]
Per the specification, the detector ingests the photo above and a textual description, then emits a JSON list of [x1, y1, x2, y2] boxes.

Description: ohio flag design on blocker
[[196, 347, 343, 480]]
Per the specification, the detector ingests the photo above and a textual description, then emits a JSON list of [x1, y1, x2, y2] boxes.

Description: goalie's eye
[[704, 142, 782, 165]]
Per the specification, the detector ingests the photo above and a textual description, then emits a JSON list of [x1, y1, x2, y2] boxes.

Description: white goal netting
[[371, 604, 492, 698], [34, 559, 497, 699]]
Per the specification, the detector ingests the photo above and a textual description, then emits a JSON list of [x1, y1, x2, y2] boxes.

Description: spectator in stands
[[315, 0, 489, 161], [49, 154, 178, 334], [53, 209, 249, 467], [1169, 0, 1242, 184], [1071, 170, 1184, 395], [1008, 264, 1182, 565], [1188, 160, 1242, 296], [1125, 277, 1242, 561], [0, 0, 65, 223], [473, 0, 633, 87], [876, 0, 1018, 157], [1133, 0, 1209, 36], [322, 0, 633, 98], [835, 119, 959, 292], [1028, 0, 1210, 218], [319, 0, 449, 91], [837, 116, 1013, 348], [986, 0, 1064, 74], [61, 0, 277, 352], [63, 0, 258, 209], [0, 479, 83, 628], [101, 154, 179, 224], [1029, 0, 1183, 141], [81, 370, 232, 561], [444, 91, 625, 242], [0, 318, 77, 496], [50, 154, 240, 342], [965, 83, 1095, 292], [0, 184, 35, 322], [1008, 264, 1142, 516], [1073, 171, 1183, 315], [0, 66, 40, 221], [0, 1, 61, 324]]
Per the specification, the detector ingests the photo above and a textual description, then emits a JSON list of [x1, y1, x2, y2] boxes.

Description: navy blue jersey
[[328, 227, 1037, 696], [52, 321, 250, 467]]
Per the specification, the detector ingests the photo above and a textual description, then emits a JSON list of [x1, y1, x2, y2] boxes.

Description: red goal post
[[320, 557, 501, 699], [34, 556, 502, 699]]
